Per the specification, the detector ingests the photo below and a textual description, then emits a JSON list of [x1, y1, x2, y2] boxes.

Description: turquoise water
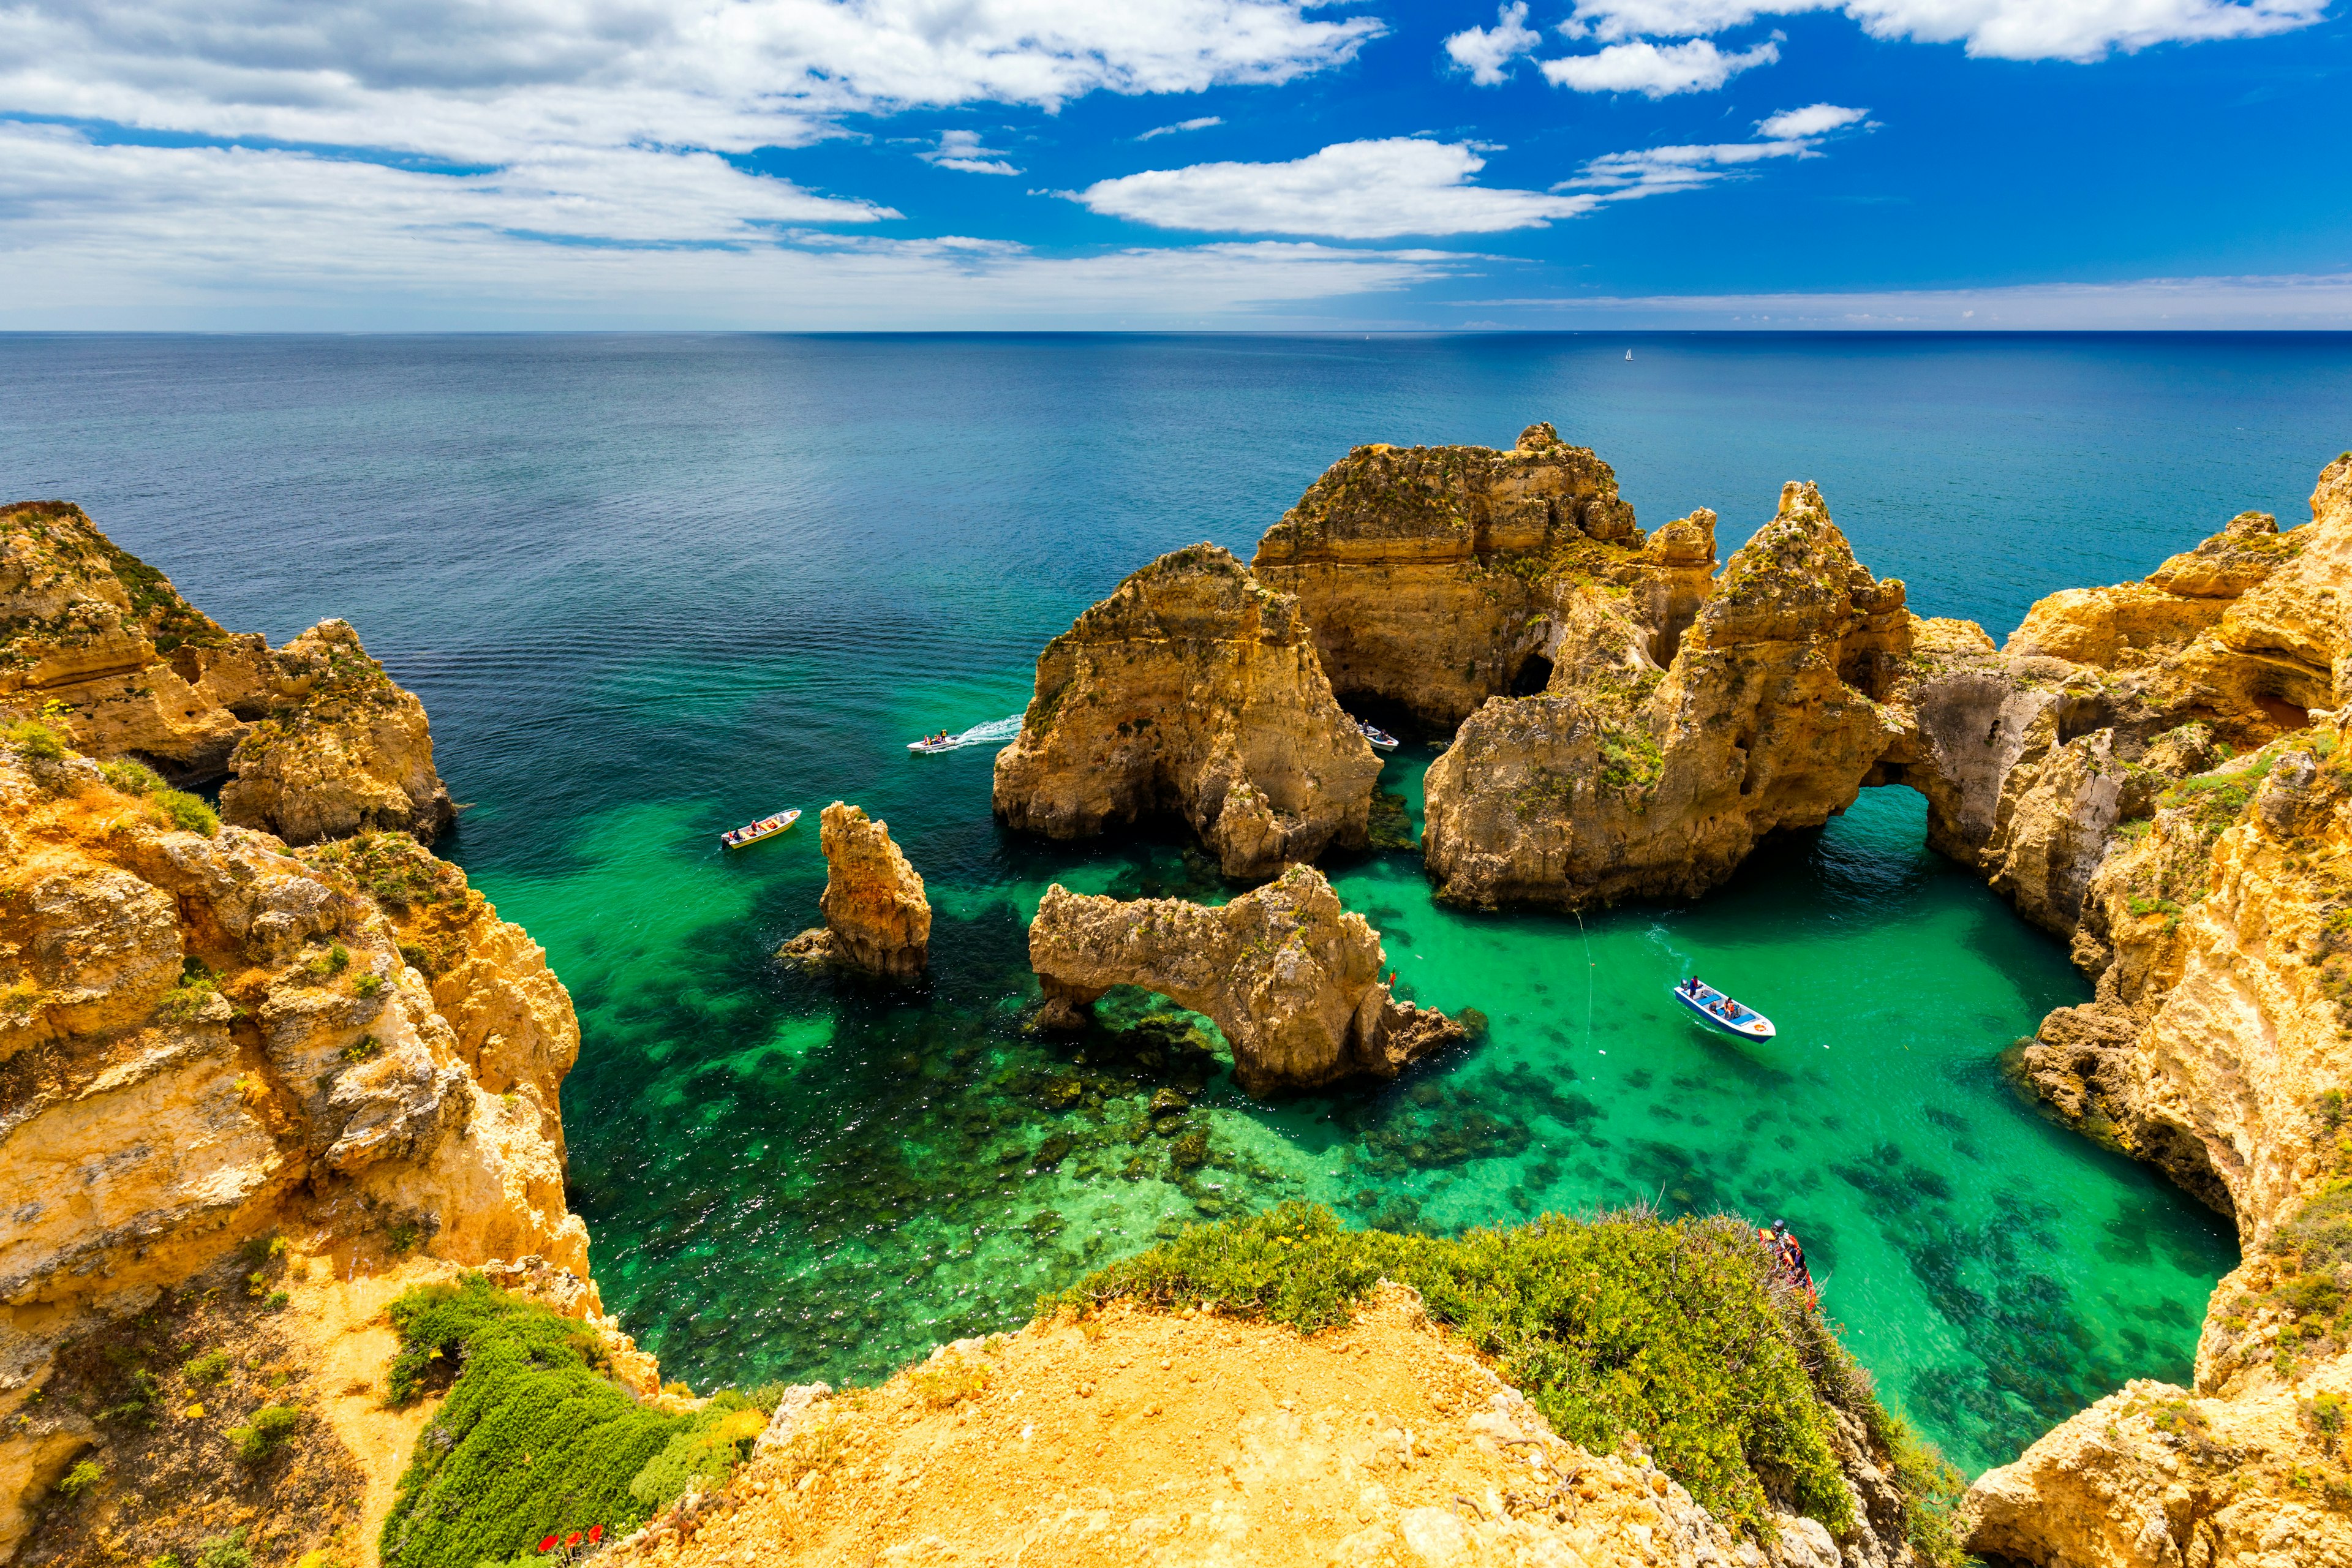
[[7, 332, 2334, 1474]]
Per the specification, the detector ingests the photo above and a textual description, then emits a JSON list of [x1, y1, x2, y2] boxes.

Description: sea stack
[[1027, 862, 1464, 1095], [991, 543, 1379, 879], [778, 801, 931, 979]]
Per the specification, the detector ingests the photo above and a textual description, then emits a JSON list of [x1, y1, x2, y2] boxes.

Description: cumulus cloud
[[924, 129, 1022, 174], [1556, 0, 2324, 61], [0, 1, 1387, 162], [1540, 37, 1779, 94], [1755, 102, 1869, 138], [1137, 116, 1224, 139], [0, 124, 1457, 328], [1071, 138, 1603, 239], [1445, 2, 1545, 85]]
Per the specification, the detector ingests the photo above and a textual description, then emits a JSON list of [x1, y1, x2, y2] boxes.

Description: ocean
[[10, 330, 2348, 1474]]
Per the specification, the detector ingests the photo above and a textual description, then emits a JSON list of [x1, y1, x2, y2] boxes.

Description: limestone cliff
[[1250, 423, 1672, 726], [0, 736, 603, 1561], [776, 801, 930, 979], [1421, 481, 1909, 908], [1953, 455, 2352, 1565], [0, 503, 451, 843], [993, 545, 1380, 878], [1027, 863, 1462, 1095]]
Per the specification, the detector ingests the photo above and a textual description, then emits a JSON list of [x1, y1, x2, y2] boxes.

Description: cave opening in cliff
[[1509, 654, 1553, 698]]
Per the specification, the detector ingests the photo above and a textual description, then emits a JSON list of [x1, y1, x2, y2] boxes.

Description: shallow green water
[[10, 331, 2299, 1479]]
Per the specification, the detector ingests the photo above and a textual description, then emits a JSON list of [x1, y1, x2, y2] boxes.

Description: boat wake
[[910, 714, 1025, 753]]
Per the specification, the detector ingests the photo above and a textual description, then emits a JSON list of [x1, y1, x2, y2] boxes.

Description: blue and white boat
[[1355, 719, 1400, 751], [1671, 979, 1776, 1041]]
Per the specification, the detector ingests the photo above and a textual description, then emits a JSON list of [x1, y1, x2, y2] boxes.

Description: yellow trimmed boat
[[720, 808, 799, 849]]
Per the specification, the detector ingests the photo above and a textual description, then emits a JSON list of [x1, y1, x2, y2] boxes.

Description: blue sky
[[3, 1, 2348, 329]]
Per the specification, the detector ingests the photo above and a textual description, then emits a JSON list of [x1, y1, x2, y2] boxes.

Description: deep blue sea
[[9, 331, 2349, 1475]]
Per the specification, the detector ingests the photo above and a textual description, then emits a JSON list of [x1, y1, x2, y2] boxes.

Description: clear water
[[8, 331, 2338, 1474]]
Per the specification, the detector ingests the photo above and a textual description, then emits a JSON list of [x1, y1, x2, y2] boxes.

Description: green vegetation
[[181, 1349, 231, 1386], [102, 758, 167, 794], [4, 719, 67, 760], [307, 831, 468, 911], [1052, 1201, 1962, 1556], [353, 973, 385, 999], [380, 1276, 762, 1568], [303, 943, 351, 980], [1597, 723, 1664, 795], [229, 1404, 301, 1463], [55, 1460, 104, 1499], [195, 1526, 252, 1568], [99, 755, 219, 835], [157, 958, 219, 1026]]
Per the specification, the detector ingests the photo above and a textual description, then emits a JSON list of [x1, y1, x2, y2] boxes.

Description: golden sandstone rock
[[1027, 864, 1461, 1095], [0, 503, 452, 842], [777, 801, 932, 979], [993, 543, 1379, 878]]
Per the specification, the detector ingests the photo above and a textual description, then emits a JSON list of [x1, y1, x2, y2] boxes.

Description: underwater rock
[[778, 801, 931, 979], [1250, 422, 1676, 726], [218, 619, 456, 845], [993, 543, 1379, 879], [0, 503, 453, 842], [1026, 863, 1464, 1095], [1421, 481, 1910, 908]]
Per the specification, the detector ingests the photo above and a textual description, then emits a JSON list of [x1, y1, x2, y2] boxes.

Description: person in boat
[[1771, 1219, 1816, 1298]]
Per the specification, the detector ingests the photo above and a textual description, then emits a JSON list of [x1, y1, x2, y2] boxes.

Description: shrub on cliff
[[1055, 1201, 1962, 1557], [380, 1277, 772, 1568]]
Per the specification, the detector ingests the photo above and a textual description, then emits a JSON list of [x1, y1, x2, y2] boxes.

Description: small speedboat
[[720, 808, 799, 849], [908, 736, 957, 755], [1671, 979, 1775, 1040], [1356, 720, 1400, 751]]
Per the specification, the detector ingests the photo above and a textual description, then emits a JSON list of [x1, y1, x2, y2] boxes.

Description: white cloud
[[1138, 115, 1224, 139], [1071, 138, 1602, 238], [924, 129, 1022, 175], [1540, 37, 1779, 94], [0, 1, 1387, 163], [1449, 273, 2352, 328], [0, 124, 1459, 329], [1557, 0, 2325, 61], [1755, 102, 1868, 138], [1445, 2, 1545, 85]]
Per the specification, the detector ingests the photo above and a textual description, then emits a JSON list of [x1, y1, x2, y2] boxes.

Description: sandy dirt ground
[[612, 1287, 1743, 1568]]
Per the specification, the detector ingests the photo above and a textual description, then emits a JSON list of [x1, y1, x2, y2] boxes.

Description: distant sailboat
[[1625, 349, 1633, 360]]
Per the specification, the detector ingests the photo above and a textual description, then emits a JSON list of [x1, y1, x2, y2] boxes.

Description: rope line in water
[[1575, 908, 1594, 1052]]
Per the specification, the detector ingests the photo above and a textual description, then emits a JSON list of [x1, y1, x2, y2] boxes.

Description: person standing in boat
[[1772, 1219, 1816, 1300]]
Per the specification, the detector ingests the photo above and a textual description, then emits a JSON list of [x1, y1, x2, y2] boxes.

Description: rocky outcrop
[[993, 544, 1380, 878], [1421, 481, 1909, 908], [1956, 454, 2352, 1565], [0, 735, 594, 1559], [0, 502, 451, 843], [1250, 423, 1672, 726], [1027, 863, 1461, 1095], [216, 619, 454, 845], [777, 801, 931, 979]]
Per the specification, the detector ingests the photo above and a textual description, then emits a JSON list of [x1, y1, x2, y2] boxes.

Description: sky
[[2, 0, 2348, 330]]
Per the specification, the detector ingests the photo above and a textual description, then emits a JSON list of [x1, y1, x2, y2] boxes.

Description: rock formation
[[992, 543, 1380, 879], [1027, 863, 1461, 1095], [1251, 423, 1683, 726], [777, 801, 931, 979], [1946, 456, 2352, 1565], [0, 502, 453, 843], [0, 734, 605, 1559], [1421, 481, 1910, 908]]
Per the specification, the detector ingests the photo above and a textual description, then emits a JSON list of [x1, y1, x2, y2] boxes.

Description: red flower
[[588, 1526, 604, 1544], [566, 1532, 583, 1548], [538, 1537, 557, 1553]]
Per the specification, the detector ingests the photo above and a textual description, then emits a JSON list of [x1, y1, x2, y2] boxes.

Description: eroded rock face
[[0, 739, 594, 1554], [777, 801, 931, 979], [1422, 481, 1909, 908], [1027, 864, 1461, 1095], [0, 503, 454, 843], [1250, 423, 1664, 725], [217, 620, 455, 845], [992, 545, 1380, 878]]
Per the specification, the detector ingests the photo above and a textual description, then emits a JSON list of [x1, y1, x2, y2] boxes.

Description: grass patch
[[229, 1404, 302, 1463], [1050, 1202, 1961, 1556], [5, 718, 67, 760], [380, 1276, 758, 1568]]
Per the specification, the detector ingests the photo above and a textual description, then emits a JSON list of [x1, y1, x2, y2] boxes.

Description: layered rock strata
[[0, 737, 607, 1559], [992, 544, 1379, 879], [1027, 863, 1462, 1095], [777, 801, 931, 979], [1251, 422, 1684, 726], [1421, 481, 1910, 908], [1952, 456, 2352, 1564], [0, 502, 452, 843]]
